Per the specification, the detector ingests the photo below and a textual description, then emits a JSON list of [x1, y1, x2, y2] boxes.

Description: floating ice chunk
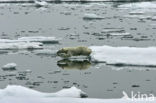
[[25, 69, 32, 73], [83, 13, 104, 20], [2, 63, 17, 71], [151, 16, 156, 21], [54, 86, 87, 98], [0, 39, 20, 43], [0, 42, 43, 50], [138, 15, 152, 20], [34, 0, 48, 7], [123, 15, 151, 19], [129, 11, 145, 15], [101, 28, 125, 33], [90, 45, 156, 66], [108, 32, 130, 36], [119, 2, 156, 9], [0, 85, 87, 98], [18, 36, 60, 44], [0, 36, 60, 44]]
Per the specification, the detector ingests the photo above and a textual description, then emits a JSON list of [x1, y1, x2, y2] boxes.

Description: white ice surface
[[90, 45, 156, 66], [119, 2, 156, 9], [108, 32, 130, 36], [0, 36, 60, 50], [83, 13, 104, 20], [0, 36, 60, 43], [0, 85, 87, 98], [34, 0, 48, 7], [0, 42, 43, 50], [18, 36, 60, 43], [2, 63, 17, 69], [0, 85, 155, 103]]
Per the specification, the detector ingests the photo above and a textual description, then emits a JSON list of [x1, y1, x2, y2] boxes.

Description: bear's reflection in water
[[57, 59, 91, 70]]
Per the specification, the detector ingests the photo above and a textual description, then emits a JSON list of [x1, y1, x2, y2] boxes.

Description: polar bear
[[57, 46, 92, 58]]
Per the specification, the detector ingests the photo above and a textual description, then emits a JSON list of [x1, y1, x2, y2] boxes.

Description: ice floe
[[2, 63, 17, 71], [0, 85, 87, 98], [0, 86, 155, 103], [119, 2, 156, 19], [90, 45, 156, 67], [151, 16, 156, 21], [0, 36, 60, 44], [34, 0, 48, 7], [123, 15, 152, 19], [0, 85, 155, 103], [119, 2, 156, 9], [0, 36, 60, 50], [0, 42, 43, 50], [83, 13, 104, 20], [101, 28, 125, 34], [18, 36, 60, 44], [129, 11, 145, 15], [108, 32, 130, 36]]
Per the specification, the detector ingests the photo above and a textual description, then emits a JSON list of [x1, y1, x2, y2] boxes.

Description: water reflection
[[57, 59, 91, 70]]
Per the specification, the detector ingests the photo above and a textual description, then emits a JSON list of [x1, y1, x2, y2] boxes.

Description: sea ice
[[2, 63, 17, 71], [0, 85, 155, 103], [90, 45, 156, 66], [83, 13, 104, 20], [18, 36, 60, 44], [0, 42, 43, 50], [0, 85, 87, 98]]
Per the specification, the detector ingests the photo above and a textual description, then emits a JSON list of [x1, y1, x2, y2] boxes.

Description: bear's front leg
[[66, 51, 72, 58], [86, 56, 91, 61]]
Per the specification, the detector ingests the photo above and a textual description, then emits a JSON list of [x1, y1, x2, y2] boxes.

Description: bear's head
[[57, 48, 70, 58]]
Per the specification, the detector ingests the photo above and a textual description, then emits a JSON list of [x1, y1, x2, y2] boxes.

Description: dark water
[[0, 2, 156, 98]]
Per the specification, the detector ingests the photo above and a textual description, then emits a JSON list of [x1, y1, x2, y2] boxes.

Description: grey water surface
[[0, 1, 156, 98]]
